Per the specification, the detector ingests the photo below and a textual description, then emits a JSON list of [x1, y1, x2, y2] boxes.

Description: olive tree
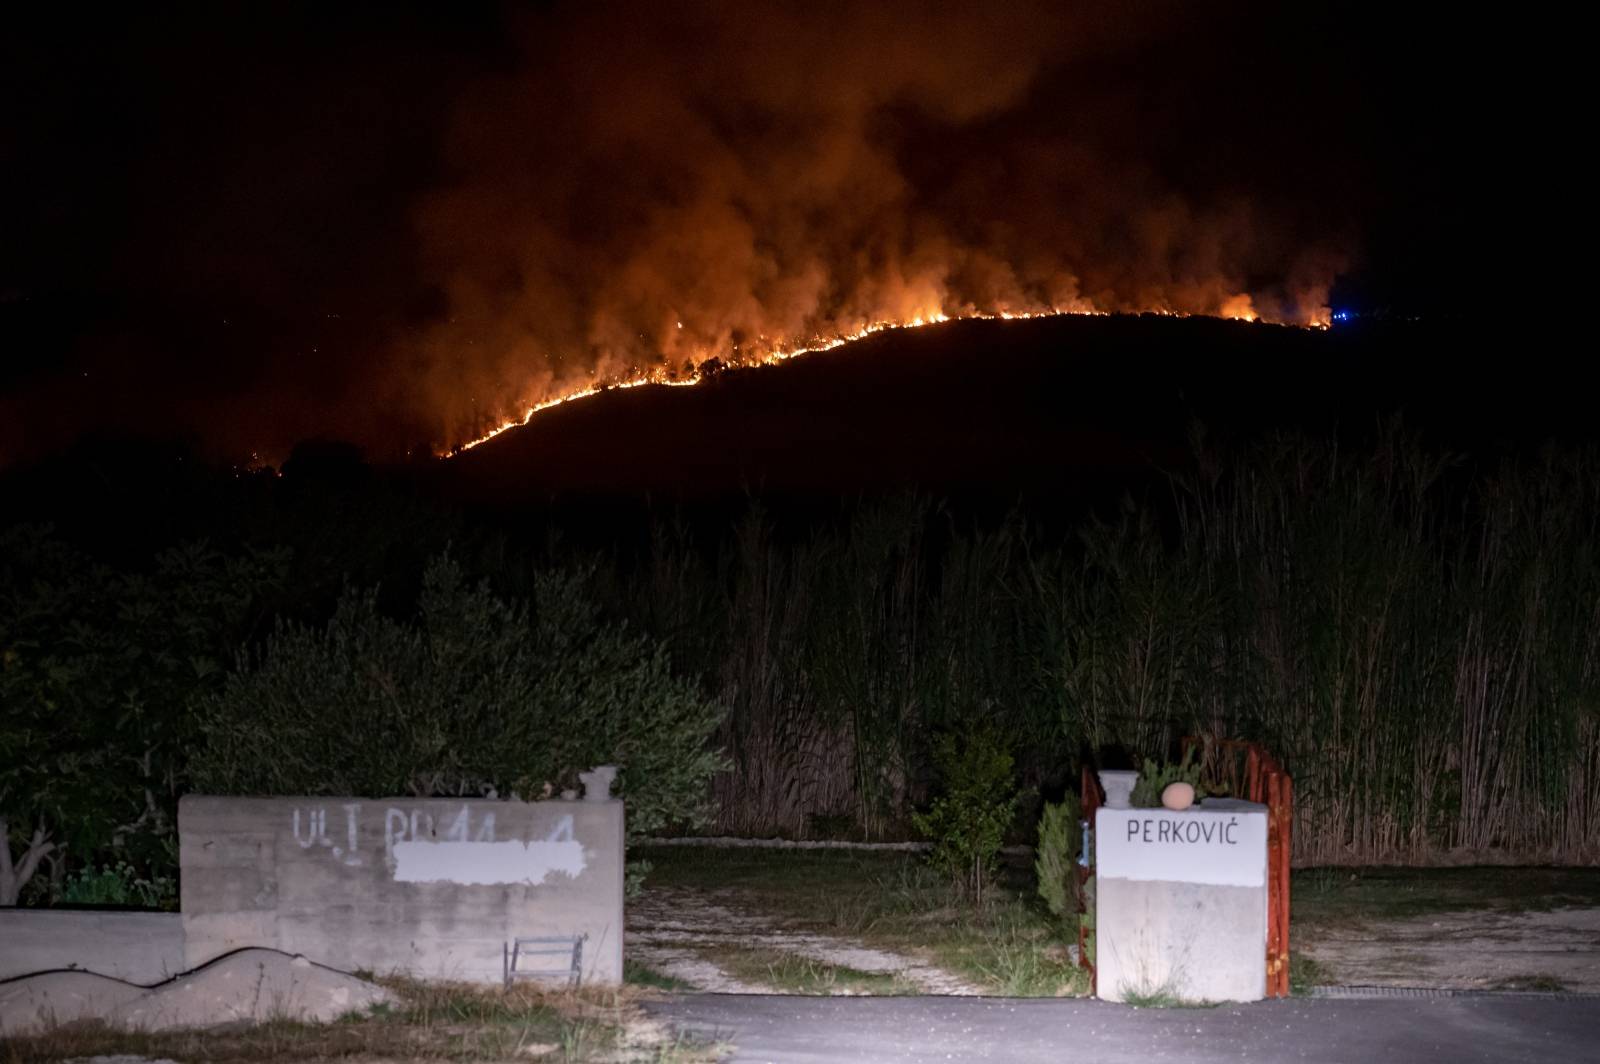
[[192, 557, 726, 870]]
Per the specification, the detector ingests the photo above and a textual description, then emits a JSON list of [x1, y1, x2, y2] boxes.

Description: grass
[[1488, 974, 1570, 993], [626, 957, 696, 992], [926, 907, 1086, 996], [1118, 986, 1217, 1009], [695, 946, 919, 995], [1289, 951, 1332, 995], [637, 844, 1087, 997], [1, 977, 723, 1062], [1292, 866, 1600, 929], [1112, 958, 1216, 1009]]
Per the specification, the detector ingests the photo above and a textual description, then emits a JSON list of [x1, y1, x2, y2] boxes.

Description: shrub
[[59, 860, 177, 910], [912, 726, 1017, 903], [1129, 747, 1207, 809], [1034, 795, 1080, 924], [192, 557, 726, 883]]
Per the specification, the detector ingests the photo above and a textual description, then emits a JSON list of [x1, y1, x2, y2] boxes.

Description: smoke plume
[[2, 3, 1367, 465], [407, 2, 1348, 449]]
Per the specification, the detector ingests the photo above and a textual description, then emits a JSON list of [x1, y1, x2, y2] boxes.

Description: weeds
[[1119, 985, 1217, 1009], [1489, 974, 1570, 992], [57, 860, 178, 910], [968, 918, 1087, 996], [696, 946, 917, 995], [1289, 951, 1332, 994], [0, 978, 721, 1062], [1292, 866, 1600, 929], [626, 958, 695, 991]]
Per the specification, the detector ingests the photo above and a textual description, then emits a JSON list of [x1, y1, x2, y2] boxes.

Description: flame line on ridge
[[444, 306, 1312, 456]]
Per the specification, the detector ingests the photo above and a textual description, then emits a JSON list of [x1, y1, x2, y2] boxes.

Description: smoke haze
[[412, 2, 1345, 446], [5, 2, 1454, 464]]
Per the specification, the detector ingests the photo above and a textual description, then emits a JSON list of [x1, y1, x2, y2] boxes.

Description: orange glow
[[1217, 294, 1258, 322], [445, 303, 1316, 456]]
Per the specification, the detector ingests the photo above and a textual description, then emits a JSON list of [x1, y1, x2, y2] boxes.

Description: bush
[[1, 527, 286, 905], [911, 727, 1017, 903], [1034, 795, 1080, 924], [1129, 747, 1207, 808], [59, 860, 177, 910], [192, 557, 726, 882]]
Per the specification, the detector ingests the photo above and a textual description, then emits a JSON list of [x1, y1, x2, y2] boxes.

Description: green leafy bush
[[1080, 873, 1096, 966], [911, 727, 1017, 902], [59, 860, 177, 910], [1129, 747, 1207, 808], [192, 557, 726, 884], [1034, 795, 1080, 924]]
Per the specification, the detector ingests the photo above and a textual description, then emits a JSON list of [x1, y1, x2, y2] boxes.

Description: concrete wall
[[0, 910, 184, 984], [1095, 801, 1267, 1004], [180, 795, 624, 985]]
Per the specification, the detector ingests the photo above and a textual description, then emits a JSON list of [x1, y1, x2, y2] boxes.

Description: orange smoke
[[410, 3, 1348, 455]]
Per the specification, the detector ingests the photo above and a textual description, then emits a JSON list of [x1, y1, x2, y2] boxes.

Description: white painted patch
[[391, 839, 586, 885], [1096, 802, 1267, 886]]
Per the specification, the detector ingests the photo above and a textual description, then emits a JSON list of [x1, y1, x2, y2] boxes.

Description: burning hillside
[[446, 306, 1310, 455], [7, 2, 1415, 468], [438, 313, 1346, 505], [415, 2, 1347, 456]]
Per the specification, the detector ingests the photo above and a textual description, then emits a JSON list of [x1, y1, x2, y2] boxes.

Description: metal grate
[[503, 935, 586, 988], [1308, 985, 1600, 1000]]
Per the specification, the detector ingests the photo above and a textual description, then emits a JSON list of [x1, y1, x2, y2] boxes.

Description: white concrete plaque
[[1096, 800, 1267, 887]]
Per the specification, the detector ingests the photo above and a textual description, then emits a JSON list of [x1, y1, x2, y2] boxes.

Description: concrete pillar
[[1095, 798, 1267, 1003]]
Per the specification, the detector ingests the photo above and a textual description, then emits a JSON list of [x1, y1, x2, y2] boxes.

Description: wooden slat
[[1265, 772, 1279, 996], [1275, 774, 1294, 997], [1264, 769, 1293, 997]]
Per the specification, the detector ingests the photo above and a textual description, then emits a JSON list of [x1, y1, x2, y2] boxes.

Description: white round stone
[[1161, 781, 1196, 810]]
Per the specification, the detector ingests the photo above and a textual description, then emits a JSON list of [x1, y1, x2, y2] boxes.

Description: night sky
[[2, 2, 1477, 469]]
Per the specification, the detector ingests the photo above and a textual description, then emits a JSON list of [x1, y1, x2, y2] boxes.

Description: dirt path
[[628, 886, 980, 995], [1301, 906, 1600, 992]]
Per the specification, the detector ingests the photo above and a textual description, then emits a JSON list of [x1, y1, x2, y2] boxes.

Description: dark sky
[[1, 2, 1474, 467]]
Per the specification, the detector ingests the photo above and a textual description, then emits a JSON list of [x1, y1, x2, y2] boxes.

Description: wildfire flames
[[0, 3, 1384, 470], [446, 301, 1313, 455], [409, 4, 1348, 460]]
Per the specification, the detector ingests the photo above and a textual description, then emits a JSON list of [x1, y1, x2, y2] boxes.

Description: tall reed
[[617, 428, 1600, 863]]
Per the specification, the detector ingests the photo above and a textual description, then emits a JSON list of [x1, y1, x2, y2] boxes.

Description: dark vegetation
[[195, 557, 726, 886], [3, 316, 1596, 907]]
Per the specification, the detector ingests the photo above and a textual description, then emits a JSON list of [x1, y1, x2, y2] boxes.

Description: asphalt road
[[647, 994, 1600, 1063]]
